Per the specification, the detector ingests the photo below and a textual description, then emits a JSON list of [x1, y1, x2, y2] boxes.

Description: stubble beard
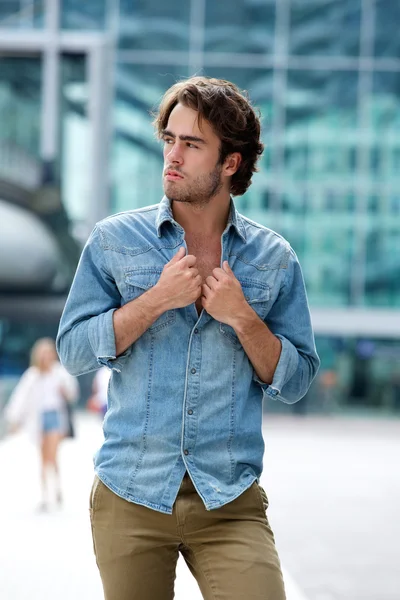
[[164, 163, 223, 207]]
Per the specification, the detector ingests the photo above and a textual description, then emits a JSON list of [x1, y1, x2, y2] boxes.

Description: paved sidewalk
[[262, 415, 400, 600], [0, 412, 306, 600], [1, 411, 399, 599]]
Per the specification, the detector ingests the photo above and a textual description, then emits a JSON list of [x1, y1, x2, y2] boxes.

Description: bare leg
[[47, 432, 63, 504], [39, 437, 49, 510]]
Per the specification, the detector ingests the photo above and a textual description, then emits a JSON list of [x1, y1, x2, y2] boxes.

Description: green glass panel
[[279, 186, 357, 307], [285, 70, 358, 184], [289, 0, 361, 56], [374, 0, 400, 58], [369, 72, 400, 186], [204, 0, 275, 54], [0, 1, 23, 27], [61, 0, 107, 30], [0, 57, 41, 156], [302, 212, 354, 306], [119, 0, 190, 51], [0, 0, 43, 29], [365, 221, 400, 307]]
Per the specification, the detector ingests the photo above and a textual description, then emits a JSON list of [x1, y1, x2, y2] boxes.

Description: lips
[[165, 170, 183, 180]]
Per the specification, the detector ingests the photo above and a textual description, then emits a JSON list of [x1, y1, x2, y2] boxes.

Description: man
[[57, 76, 319, 600]]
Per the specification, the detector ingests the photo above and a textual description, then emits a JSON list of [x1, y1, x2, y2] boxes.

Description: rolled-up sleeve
[[254, 247, 320, 404], [56, 225, 129, 376]]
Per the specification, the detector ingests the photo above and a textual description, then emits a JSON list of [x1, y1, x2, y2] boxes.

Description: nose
[[166, 141, 183, 165]]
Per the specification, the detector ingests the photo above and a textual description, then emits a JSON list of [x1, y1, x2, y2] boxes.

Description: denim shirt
[[57, 197, 319, 514]]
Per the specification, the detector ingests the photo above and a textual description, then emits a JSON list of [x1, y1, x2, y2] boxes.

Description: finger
[[190, 268, 199, 278], [168, 247, 186, 265], [194, 275, 202, 286], [205, 276, 216, 289], [212, 267, 225, 281], [202, 283, 210, 297], [180, 254, 197, 268], [222, 261, 234, 275]]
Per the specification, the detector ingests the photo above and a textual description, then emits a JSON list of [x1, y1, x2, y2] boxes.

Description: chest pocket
[[124, 268, 176, 333], [220, 279, 270, 347]]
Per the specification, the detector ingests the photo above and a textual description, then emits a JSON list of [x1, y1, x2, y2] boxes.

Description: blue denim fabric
[[42, 410, 61, 433], [57, 197, 319, 514]]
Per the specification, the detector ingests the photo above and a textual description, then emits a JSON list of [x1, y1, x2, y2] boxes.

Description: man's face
[[162, 103, 225, 206]]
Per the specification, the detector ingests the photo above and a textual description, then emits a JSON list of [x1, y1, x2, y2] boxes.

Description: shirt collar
[[156, 196, 247, 243], [226, 200, 247, 243], [156, 196, 179, 237]]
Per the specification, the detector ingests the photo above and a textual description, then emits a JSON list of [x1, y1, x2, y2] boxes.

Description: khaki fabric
[[90, 474, 286, 600]]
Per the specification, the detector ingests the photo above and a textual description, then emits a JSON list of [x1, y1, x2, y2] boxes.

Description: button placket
[[183, 328, 201, 461]]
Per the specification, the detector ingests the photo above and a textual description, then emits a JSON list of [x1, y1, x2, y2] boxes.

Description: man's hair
[[153, 76, 264, 196]]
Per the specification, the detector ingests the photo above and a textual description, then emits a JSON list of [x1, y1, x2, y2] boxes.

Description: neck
[[37, 363, 53, 373], [171, 194, 231, 238]]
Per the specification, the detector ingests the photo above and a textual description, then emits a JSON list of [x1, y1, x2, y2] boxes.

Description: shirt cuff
[[87, 308, 131, 373], [253, 334, 299, 400]]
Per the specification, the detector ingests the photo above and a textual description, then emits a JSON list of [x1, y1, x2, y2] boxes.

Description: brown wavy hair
[[153, 76, 264, 196]]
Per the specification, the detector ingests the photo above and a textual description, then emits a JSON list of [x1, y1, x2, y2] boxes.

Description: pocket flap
[[124, 268, 162, 291], [239, 279, 270, 304]]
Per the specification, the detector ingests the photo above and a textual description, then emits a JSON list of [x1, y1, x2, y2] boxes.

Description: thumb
[[223, 260, 234, 275], [169, 246, 186, 264]]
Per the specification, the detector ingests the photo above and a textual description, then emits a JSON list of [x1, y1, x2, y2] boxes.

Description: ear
[[223, 152, 242, 177]]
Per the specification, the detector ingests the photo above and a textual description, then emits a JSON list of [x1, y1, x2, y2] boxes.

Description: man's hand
[[114, 247, 201, 356], [151, 247, 202, 310], [202, 261, 249, 325]]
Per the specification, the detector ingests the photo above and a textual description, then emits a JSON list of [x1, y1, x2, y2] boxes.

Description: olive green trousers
[[90, 473, 286, 600]]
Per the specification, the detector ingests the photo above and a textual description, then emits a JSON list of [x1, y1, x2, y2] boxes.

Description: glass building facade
[[0, 0, 399, 412]]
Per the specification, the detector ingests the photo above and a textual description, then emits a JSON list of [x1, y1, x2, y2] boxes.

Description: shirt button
[[184, 449, 189, 455], [194, 328, 199, 334], [191, 368, 196, 374], [188, 409, 193, 415]]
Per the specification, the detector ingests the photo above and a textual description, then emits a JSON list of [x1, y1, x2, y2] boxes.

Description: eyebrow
[[161, 129, 207, 145]]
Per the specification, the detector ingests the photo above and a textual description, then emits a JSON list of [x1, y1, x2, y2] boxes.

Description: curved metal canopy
[[0, 199, 59, 291]]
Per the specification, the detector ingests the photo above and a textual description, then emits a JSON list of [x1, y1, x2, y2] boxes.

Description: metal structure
[[0, 0, 113, 226], [0, 0, 399, 343]]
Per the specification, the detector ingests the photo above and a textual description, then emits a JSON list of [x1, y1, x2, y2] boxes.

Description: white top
[[92, 366, 111, 410], [4, 363, 79, 443]]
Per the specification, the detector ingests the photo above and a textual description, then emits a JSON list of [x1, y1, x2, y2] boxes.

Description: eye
[[187, 143, 198, 149], [163, 138, 173, 145]]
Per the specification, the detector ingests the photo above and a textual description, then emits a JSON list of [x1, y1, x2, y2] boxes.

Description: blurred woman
[[87, 365, 110, 418], [5, 338, 79, 510]]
